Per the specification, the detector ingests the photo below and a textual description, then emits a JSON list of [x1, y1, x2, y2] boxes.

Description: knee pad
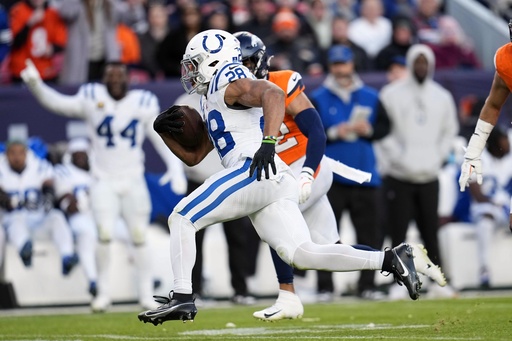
[[168, 212, 197, 233], [273, 243, 294, 267], [130, 226, 146, 246], [97, 225, 112, 243]]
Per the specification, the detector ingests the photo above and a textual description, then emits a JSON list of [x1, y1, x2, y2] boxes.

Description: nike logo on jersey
[[228, 65, 237, 70], [264, 310, 282, 318], [292, 75, 298, 81], [396, 256, 409, 277]]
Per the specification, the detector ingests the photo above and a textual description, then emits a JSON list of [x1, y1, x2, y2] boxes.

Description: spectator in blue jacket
[[0, 4, 11, 63], [310, 45, 391, 300]]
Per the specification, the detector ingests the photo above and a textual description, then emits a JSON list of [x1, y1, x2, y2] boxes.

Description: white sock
[[169, 213, 197, 294], [133, 242, 153, 303], [292, 242, 384, 271]]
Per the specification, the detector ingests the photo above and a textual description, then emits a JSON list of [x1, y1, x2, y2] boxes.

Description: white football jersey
[[477, 149, 512, 204], [0, 152, 53, 211], [54, 163, 93, 213], [202, 63, 263, 168], [66, 83, 159, 178]]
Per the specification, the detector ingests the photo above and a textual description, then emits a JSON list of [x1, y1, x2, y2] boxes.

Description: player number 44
[[96, 116, 139, 147]]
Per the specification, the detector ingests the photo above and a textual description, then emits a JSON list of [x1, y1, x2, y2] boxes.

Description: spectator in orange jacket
[[9, 0, 67, 82], [117, 23, 140, 66]]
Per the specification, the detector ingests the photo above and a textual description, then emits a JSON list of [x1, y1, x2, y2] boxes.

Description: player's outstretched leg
[[389, 243, 422, 300], [410, 243, 447, 287], [138, 292, 197, 326], [253, 289, 303, 321]]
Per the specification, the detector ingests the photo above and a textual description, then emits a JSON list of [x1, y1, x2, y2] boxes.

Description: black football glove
[[250, 142, 277, 181], [153, 105, 185, 134], [0, 188, 13, 211]]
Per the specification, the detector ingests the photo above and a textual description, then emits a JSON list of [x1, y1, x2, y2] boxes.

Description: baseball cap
[[328, 45, 353, 64]]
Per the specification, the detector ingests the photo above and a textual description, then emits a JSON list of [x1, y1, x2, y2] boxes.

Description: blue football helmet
[[233, 31, 270, 80]]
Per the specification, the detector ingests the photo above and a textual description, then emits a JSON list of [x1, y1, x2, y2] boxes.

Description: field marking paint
[[177, 324, 484, 340], [179, 324, 431, 336]]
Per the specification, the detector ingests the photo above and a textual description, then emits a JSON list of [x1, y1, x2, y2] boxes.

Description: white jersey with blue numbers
[[202, 63, 264, 168], [470, 149, 512, 223], [476, 150, 512, 201], [71, 84, 159, 178], [0, 151, 53, 211], [54, 163, 94, 213]]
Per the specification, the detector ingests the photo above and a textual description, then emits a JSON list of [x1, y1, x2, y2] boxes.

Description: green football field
[[0, 295, 510, 341]]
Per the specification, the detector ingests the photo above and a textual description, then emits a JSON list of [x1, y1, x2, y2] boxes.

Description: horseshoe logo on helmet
[[202, 34, 224, 54]]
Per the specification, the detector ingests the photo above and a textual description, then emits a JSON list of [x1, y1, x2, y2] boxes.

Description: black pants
[[317, 182, 383, 294], [188, 180, 259, 297], [383, 176, 441, 266]]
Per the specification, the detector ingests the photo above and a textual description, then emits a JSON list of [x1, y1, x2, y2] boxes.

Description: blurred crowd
[[0, 0, 485, 86]]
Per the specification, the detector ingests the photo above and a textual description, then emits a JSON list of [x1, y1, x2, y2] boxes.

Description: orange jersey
[[495, 43, 512, 91], [269, 70, 308, 166], [9, 3, 67, 79]]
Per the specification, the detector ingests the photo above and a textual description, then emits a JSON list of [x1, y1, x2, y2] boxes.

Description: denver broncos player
[[19, 60, 186, 312], [235, 31, 338, 320], [137, 29, 420, 326], [459, 20, 512, 232]]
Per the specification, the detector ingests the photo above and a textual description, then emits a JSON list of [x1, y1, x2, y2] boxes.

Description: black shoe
[[138, 292, 197, 326], [390, 243, 421, 300]]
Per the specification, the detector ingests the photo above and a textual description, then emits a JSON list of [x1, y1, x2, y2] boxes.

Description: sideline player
[[137, 29, 421, 326], [0, 140, 78, 274], [459, 21, 512, 232], [20, 60, 187, 311], [235, 31, 446, 320]]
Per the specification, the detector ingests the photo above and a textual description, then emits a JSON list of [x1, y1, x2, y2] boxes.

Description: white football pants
[[169, 157, 384, 293]]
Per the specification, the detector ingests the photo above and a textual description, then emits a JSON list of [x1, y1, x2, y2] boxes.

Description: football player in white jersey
[[20, 61, 186, 311], [54, 138, 99, 297], [467, 127, 512, 288], [0, 140, 78, 274], [55, 138, 161, 302], [137, 29, 421, 326]]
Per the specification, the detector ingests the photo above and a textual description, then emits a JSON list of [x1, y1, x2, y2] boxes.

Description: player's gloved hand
[[159, 170, 188, 195], [20, 59, 42, 89], [250, 136, 277, 181], [0, 189, 13, 211], [459, 119, 493, 192], [459, 157, 482, 192], [298, 167, 314, 204], [154, 105, 185, 134]]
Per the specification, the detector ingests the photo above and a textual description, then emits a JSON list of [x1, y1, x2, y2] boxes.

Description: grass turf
[[0, 296, 511, 340]]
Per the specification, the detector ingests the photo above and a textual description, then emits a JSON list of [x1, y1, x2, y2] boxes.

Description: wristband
[[263, 136, 278, 144], [465, 119, 494, 160], [301, 167, 315, 178]]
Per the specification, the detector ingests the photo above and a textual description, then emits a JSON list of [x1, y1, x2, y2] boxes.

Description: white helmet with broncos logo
[[181, 29, 242, 95]]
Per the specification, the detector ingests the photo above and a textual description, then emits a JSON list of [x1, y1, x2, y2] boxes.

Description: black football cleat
[[138, 292, 197, 326], [390, 243, 422, 300]]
